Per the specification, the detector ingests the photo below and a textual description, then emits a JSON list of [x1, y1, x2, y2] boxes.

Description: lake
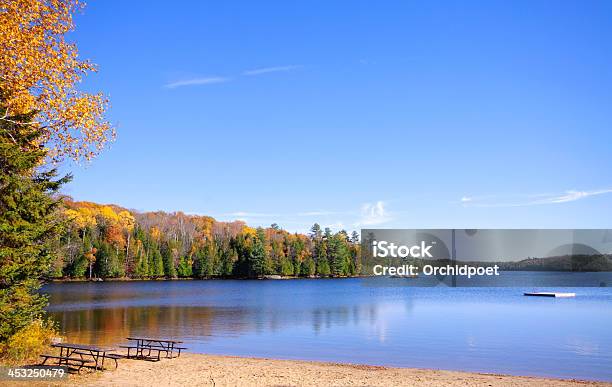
[[43, 275, 612, 381]]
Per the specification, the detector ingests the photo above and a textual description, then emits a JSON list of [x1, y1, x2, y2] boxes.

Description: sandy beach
[[17, 353, 600, 386]]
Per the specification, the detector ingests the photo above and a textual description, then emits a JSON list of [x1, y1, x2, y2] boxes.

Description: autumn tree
[[84, 247, 97, 279], [0, 0, 114, 162], [118, 211, 135, 275], [0, 1, 114, 357]]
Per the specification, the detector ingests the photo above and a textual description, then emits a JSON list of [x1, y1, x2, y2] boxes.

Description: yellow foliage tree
[[0, 0, 114, 162], [99, 206, 120, 223], [84, 247, 97, 279], [150, 226, 161, 243], [118, 210, 135, 273], [118, 210, 135, 232], [242, 226, 257, 237], [64, 207, 96, 234]]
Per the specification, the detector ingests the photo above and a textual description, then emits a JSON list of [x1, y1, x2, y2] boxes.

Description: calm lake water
[[43, 275, 612, 381]]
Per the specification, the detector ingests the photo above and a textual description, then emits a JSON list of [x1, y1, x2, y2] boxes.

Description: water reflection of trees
[[49, 306, 244, 345], [48, 302, 391, 345], [311, 305, 379, 334], [44, 281, 417, 345]]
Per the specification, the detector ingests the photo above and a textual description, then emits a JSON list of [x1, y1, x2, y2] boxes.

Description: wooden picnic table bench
[[46, 343, 119, 371], [119, 344, 163, 361], [39, 354, 93, 374], [124, 337, 187, 359]]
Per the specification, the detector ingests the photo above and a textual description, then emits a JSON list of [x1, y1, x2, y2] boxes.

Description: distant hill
[[494, 254, 612, 272]]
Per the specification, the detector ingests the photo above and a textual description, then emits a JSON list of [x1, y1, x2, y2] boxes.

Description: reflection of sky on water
[[44, 278, 612, 381], [566, 337, 599, 356]]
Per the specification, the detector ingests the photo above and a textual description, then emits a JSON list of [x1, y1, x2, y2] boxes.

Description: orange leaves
[[84, 247, 97, 264], [105, 224, 124, 248], [0, 0, 114, 162]]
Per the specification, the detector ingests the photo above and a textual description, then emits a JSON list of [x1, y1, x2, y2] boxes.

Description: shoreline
[[46, 269, 612, 283], [47, 275, 368, 282], [45, 353, 612, 386]]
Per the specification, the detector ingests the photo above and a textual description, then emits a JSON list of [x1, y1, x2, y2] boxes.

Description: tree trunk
[[125, 233, 131, 274]]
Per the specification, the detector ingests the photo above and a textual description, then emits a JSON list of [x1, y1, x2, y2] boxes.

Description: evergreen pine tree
[[195, 248, 209, 278], [177, 256, 193, 277], [309, 223, 322, 240], [249, 228, 268, 277], [151, 247, 164, 277], [316, 256, 331, 276], [301, 257, 316, 276], [161, 243, 177, 278], [329, 234, 350, 276], [0, 107, 70, 342], [134, 240, 149, 277]]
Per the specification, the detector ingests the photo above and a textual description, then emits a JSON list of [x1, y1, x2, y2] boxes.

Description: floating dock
[[524, 292, 576, 298]]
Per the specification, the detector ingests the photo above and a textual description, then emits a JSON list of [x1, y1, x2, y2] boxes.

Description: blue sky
[[61, 0, 612, 232]]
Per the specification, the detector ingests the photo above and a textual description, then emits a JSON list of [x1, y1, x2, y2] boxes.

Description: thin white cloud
[[242, 65, 302, 76], [165, 77, 230, 89], [354, 201, 391, 226], [165, 65, 302, 88], [538, 189, 612, 204], [461, 188, 612, 208]]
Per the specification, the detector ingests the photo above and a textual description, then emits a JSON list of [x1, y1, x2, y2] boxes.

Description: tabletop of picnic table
[[126, 337, 183, 343], [51, 343, 116, 352]]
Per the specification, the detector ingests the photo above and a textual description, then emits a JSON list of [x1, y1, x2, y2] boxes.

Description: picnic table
[[123, 337, 185, 360], [43, 343, 120, 371]]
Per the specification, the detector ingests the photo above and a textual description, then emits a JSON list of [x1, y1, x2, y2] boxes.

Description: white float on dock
[[523, 292, 576, 298]]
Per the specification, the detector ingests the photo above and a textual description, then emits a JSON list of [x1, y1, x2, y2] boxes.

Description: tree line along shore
[[53, 199, 362, 281]]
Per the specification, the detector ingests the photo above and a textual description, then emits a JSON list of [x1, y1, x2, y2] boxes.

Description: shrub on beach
[[0, 319, 59, 365]]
